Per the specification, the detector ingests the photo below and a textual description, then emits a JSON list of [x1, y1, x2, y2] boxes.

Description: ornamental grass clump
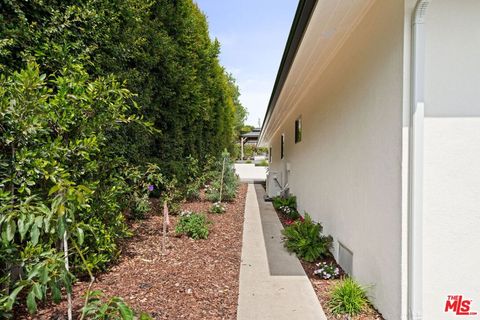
[[329, 277, 369, 316], [282, 213, 332, 262], [175, 212, 210, 240]]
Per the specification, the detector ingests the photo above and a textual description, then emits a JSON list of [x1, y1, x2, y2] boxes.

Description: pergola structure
[[239, 128, 261, 160]]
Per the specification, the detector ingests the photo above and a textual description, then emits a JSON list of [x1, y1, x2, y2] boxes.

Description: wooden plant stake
[[162, 201, 170, 255], [63, 231, 72, 320], [219, 157, 226, 203]]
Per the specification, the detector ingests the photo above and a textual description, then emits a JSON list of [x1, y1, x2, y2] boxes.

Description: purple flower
[[148, 185, 154, 192]]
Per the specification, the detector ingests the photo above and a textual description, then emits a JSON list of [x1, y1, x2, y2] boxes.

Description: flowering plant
[[285, 219, 295, 225], [313, 262, 341, 280], [179, 210, 193, 217], [279, 205, 300, 220], [210, 202, 226, 214]]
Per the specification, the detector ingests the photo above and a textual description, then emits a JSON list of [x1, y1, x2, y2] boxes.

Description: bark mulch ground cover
[[274, 200, 384, 320], [18, 183, 248, 320]]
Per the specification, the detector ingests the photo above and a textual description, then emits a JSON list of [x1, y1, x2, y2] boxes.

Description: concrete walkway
[[234, 163, 267, 183], [237, 184, 327, 320]]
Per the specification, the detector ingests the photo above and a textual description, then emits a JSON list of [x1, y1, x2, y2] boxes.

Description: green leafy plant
[[82, 290, 152, 319], [278, 205, 300, 220], [175, 212, 211, 240], [282, 214, 332, 262], [272, 195, 297, 211], [161, 178, 183, 215], [255, 159, 269, 167], [185, 182, 201, 201], [205, 151, 239, 202], [209, 202, 226, 214], [0, 62, 157, 316], [273, 195, 300, 219], [329, 277, 369, 316]]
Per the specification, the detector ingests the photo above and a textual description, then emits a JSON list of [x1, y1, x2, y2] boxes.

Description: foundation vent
[[414, 0, 431, 24], [338, 242, 353, 276]]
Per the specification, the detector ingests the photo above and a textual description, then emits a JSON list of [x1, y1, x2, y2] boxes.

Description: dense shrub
[[0, 0, 247, 315], [0, 0, 247, 176], [0, 63, 157, 315], [175, 212, 210, 240], [329, 277, 369, 316], [282, 214, 332, 262], [185, 181, 201, 202]]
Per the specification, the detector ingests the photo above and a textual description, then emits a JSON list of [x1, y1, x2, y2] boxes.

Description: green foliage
[[82, 290, 152, 319], [161, 178, 184, 215], [255, 159, 269, 167], [205, 151, 239, 202], [279, 206, 300, 220], [209, 202, 226, 214], [175, 212, 210, 240], [0, 0, 245, 176], [0, 62, 153, 314], [0, 0, 246, 315], [272, 195, 299, 219], [243, 144, 256, 159], [121, 164, 164, 219], [185, 184, 200, 202], [329, 277, 369, 316], [273, 195, 297, 210], [282, 214, 332, 262]]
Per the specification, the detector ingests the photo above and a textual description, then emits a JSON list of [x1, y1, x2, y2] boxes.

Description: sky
[[194, 0, 298, 127]]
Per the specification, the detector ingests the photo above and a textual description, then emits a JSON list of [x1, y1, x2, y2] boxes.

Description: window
[[281, 134, 285, 159], [269, 147, 272, 162], [295, 116, 302, 143]]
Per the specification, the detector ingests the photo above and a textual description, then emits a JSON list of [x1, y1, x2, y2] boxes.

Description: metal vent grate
[[338, 242, 353, 276], [414, 0, 431, 24]]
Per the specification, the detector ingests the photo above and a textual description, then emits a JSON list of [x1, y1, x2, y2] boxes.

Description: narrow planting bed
[[274, 199, 384, 320], [19, 184, 247, 319]]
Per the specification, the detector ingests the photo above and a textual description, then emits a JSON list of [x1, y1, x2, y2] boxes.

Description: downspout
[[408, 1, 430, 319]]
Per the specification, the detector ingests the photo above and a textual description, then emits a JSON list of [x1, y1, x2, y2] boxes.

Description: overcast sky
[[194, 0, 297, 127]]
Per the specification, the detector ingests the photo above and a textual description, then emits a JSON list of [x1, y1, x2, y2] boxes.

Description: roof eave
[[258, 0, 318, 146]]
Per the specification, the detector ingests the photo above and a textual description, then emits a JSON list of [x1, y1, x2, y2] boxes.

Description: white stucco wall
[[422, 1, 480, 318], [268, 1, 405, 319]]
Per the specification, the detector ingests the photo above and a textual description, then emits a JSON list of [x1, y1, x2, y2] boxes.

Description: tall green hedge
[[0, 0, 246, 316], [0, 0, 247, 179]]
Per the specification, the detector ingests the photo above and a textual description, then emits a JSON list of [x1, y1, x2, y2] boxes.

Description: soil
[[17, 183, 248, 320], [274, 203, 384, 320]]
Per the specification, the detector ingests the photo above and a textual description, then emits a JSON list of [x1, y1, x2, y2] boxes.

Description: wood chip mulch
[[274, 202, 384, 320], [17, 183, 248, 320]]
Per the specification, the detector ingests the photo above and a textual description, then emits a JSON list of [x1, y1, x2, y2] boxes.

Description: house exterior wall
[[268, 1, 405, 319], [422, 0, 480, 318]]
